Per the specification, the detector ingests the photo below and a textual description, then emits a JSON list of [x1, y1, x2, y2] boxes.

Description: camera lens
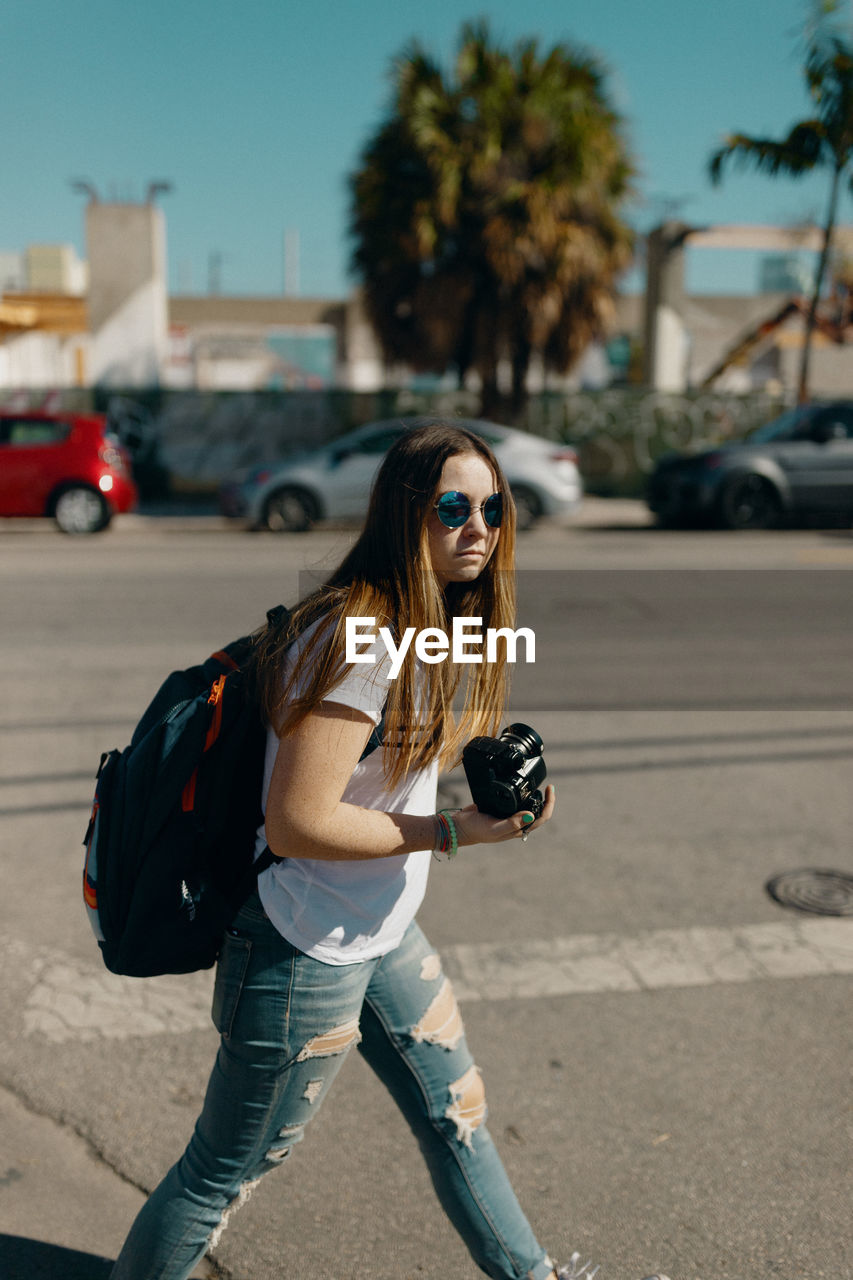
[[501, 723, 544, 758]]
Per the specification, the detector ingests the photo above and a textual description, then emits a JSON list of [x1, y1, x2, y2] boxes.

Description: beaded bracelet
[[432, 809, 459, 859]]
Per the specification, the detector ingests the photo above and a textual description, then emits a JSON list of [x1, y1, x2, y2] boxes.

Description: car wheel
[[510, 485, 542, 532], [654, 508, 689, 529], [718, 474, 782, 530], [262, 487, 318, 532], [53, 486, 111, 535]]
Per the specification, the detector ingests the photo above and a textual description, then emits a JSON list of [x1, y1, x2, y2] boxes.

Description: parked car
[[219, 417, 583, 532], [646, 401, 853, 530], [0, 410, 138, 533]]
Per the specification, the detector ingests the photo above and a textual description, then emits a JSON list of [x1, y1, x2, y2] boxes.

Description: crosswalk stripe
[[5, 916, 851, 1045], [445, 918, 853, 1001]]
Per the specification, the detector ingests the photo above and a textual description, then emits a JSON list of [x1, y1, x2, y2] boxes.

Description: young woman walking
[[111, 423, 670, 1280]]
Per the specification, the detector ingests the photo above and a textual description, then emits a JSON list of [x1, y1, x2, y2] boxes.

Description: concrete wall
[[85, 203, 168, 387], [72, 385, 783, 500], [780, 342, 853, 399], [0, 331, 86, 389], [24, 244, 88, 294]]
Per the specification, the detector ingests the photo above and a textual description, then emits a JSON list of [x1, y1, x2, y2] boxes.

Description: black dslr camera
[[462, 723, 547, 819]]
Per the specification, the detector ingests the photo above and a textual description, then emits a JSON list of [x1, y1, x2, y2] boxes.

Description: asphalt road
[[1, 507, 852, 1280]]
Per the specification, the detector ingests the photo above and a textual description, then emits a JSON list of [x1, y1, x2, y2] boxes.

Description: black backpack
[[82, 606, 383, 977]]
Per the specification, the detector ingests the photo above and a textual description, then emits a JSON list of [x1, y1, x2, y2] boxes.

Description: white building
[[1, 210, 851, 400]]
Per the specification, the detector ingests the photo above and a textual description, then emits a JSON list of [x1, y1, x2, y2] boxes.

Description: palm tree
[[349, 20, 634, 421], [709, 13, 853, 402]]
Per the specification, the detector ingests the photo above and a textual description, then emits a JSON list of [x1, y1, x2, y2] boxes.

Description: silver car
[[219, 417, 582, 532]]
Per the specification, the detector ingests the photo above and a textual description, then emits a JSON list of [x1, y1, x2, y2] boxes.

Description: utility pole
[[283, 229, 300, 296], [208, 251, 223, 296]]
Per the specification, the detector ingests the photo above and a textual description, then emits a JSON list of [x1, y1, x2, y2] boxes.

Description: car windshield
[[747, 409, 811, 443], [456, 422, 504, 447]]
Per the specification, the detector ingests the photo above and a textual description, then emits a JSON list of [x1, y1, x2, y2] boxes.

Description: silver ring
[[521, 831, 528, 843]]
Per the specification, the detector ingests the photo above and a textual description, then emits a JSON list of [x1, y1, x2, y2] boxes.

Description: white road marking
[[4, 917, 852, 1044], [445, 918, 853, 1001], [0, 938, 215, 1044]]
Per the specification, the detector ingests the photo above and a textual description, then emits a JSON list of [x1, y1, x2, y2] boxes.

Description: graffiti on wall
[[5, 385, 786, 498]]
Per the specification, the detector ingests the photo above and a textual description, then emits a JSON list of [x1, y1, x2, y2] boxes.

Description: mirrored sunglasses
[[434, 490, 503, 529]]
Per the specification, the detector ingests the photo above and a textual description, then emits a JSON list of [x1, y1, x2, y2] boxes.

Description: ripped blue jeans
[[110, 892, 553, 1280]]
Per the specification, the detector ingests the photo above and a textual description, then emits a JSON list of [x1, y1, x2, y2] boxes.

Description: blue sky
[[4, 0, 852, 298]]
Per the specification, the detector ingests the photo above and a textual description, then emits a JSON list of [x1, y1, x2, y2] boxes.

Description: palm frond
[[709, 124, 827, 183], [708, 14, 853, 402], [349, 20, 636, 408]]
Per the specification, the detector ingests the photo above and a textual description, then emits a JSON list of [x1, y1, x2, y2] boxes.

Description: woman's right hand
[[449, 784, 556, 848]]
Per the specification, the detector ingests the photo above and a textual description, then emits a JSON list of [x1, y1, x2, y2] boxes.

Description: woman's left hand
[[450, 783, 556, 848]]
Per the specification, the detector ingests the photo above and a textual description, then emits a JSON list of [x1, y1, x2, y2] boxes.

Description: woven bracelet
[[431, 812, 455, 859], [431, 813, 447, 857], [438, 809, 459, 859]]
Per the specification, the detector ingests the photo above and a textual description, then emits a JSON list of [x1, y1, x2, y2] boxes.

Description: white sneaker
[[555, 1255, 600, 1278], [554, 1258, 672, 1280]]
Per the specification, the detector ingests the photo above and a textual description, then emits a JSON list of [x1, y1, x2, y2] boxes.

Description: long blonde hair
[[253, 421, 518, 787]]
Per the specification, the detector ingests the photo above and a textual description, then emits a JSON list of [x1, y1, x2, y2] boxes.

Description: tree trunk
[[478, 366, 502, 420], [508, 339, 532, 423], [477, 315, 504, 419], [798, 160, 843, 403], [453, 286, 481, 391]]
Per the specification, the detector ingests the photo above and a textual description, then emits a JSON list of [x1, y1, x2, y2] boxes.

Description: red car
[[0, 410, 138, 533]]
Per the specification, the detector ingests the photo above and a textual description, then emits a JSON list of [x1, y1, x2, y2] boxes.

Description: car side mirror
[[812, 421, 846, 444]]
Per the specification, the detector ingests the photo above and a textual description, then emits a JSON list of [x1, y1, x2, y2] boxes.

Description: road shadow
[[0, 1234, 112, 1278]]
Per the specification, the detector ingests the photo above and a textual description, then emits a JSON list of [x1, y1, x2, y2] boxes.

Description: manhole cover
[[765, 869, 853, 916]]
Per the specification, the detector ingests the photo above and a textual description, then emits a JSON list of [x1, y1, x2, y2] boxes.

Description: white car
[[219, 417, 582, 532]]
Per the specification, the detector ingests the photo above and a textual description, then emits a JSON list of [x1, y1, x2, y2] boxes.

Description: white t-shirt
[[255, 617, 438, 965]]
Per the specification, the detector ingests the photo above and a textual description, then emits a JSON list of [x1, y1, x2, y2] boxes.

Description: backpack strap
[[265, 603, 290, 630], [257, 700, 387, 872], [254, 845, 279, 875], [259, 606, 385, 759], [360, 704, 386, 762]]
